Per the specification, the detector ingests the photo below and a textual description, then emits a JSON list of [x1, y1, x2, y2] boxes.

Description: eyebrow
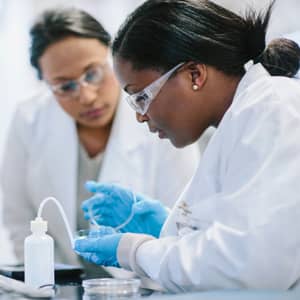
[[52, 62, 104, 82]]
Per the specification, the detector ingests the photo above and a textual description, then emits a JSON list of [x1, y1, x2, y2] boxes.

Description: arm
[[0, 108, 35, 262]]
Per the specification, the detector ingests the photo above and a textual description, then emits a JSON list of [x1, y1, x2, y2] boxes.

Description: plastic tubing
[[37, 197, 74, 248]]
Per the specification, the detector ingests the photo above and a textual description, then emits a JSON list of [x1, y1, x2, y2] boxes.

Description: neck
[[77, 123, 112, 158], [206, 68, 241, 127]]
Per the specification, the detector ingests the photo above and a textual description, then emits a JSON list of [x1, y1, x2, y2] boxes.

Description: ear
[[187, 63, 207, 91]]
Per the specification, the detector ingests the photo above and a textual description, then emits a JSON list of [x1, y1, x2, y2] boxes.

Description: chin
[[170, 137, 189, 148], [170, 132, 198, 148], [79, 115, 114, 129]]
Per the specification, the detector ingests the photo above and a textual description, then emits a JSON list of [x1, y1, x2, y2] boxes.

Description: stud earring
[[192, 84, 199, 91]]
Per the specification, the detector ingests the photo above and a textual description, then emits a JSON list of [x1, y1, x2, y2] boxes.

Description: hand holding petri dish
[[84, 182, 137, 229], [76, 182, 137, 240]]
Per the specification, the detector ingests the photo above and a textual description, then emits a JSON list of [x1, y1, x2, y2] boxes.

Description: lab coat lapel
[[98, 96, 148, 184], [41, 100, 78, 232]]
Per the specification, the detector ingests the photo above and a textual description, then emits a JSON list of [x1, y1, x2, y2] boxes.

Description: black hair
[[30, 8, 111, 79], [112, 0, 300, 77]]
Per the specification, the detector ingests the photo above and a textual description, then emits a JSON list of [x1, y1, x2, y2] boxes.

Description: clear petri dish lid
[[82, 278, 141, 295]]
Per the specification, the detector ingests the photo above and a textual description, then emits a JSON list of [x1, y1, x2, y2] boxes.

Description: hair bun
[[256, 38, 300, 77]]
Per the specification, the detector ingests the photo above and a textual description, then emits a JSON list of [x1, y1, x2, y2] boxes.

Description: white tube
[[37, 197, 74, 248]]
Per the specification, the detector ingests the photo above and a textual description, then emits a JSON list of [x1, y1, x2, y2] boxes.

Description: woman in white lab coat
[[74, 0, 300, 293], [0, 8, 199, 269]]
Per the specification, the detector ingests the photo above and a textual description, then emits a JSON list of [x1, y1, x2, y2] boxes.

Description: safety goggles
[[48, 65, 107, 100], [126, 62, 184, 115]]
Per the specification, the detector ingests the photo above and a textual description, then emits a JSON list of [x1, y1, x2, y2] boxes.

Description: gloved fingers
[[79, 252, 117, 266], [133, 199, 157, 215], [83, 211, 92, 221], [74, 235, 116, 252], [89, 215, 122, 228], [78, 252, 102, 265], [74, 234, 121, 253], [133, 199, 167, 216], [88, 227, 116, 238], [91, 206, 116, 218], [81, 194, 112, 213], [75, 238, 102, 253], [85, 181, 100, 193], [85, 181, 116, 195]]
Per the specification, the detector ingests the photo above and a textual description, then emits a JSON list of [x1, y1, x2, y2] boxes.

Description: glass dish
[[82, 278, 140, 299]]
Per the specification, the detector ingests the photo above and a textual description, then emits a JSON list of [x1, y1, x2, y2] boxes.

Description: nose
[[136, 112, 149, 123], [78, 85, 98, 105]]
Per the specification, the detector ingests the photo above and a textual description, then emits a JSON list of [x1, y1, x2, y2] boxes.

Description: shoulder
[[217, 66, 300, 147], [230, 68, 300, 120], [13, 89, 55, 126]]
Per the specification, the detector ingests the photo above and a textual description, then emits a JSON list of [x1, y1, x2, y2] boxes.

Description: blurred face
[[114, 57, 215, 148], [39, 36, 120, 129]]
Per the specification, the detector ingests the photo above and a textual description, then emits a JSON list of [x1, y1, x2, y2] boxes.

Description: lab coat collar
[[234, 63, 270, 101]]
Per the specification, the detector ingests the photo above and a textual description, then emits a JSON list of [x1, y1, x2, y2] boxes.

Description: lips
[[80, 107, 106, 119]]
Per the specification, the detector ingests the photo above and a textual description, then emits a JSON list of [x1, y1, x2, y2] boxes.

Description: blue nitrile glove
[[81, 181, 169, 238], [74, 226, 121, 267]]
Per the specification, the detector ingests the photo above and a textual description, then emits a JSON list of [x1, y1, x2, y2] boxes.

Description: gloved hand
[[81, 181, 169, 238], [74, 226, 121, 267]]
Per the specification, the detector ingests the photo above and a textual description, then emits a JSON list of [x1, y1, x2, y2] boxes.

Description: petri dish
[[82, 278, 140, 299], [74, 227, 117, 241]]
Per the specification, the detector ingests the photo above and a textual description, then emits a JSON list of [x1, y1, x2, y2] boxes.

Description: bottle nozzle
[[31, 217, 48, 234]]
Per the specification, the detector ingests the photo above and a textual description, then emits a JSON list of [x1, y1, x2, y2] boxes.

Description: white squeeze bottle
[[24, 216, 54, 288]]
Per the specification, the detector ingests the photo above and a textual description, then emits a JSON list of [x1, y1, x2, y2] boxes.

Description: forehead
[[39, 36, 109, 80], [113, 56, 162, 92]]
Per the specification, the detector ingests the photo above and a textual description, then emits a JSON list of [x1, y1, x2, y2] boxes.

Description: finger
[[132, 200, 153, 215], [83, 211, 91, 220], [74, 238, 100, 253], [91, 215, 119, 228], [92, 206, 114, 218], [84, 181, 99, 193], [81, 194, 109, 212], [89, 227, 116, 238], [85, 181, 115, 195], [74, 235, 119, 253], [78, 252, 102, 265]]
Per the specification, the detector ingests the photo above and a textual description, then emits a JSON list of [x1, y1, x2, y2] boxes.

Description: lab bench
[[0, 284, 299, 300]]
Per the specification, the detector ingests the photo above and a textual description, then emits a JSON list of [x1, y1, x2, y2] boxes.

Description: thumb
[[132, 200, 154, 215], [85, 181, 99, 193]]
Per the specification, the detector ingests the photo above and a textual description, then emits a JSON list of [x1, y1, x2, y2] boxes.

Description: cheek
[[56, 100, 79, 118], [99, 76, 120, 106]]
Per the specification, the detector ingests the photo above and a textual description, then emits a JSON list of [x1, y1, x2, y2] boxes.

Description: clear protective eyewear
[[126, 62, 184, 115], [48, 65, 107, 99]]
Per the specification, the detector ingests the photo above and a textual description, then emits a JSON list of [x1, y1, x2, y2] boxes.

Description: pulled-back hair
[[113, 0, 300, 77], [30, 8, 111, 79]]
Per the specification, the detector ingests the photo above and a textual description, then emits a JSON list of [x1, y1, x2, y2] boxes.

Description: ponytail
[[256, 38, 300, 77], [243, 1, 300, 77]]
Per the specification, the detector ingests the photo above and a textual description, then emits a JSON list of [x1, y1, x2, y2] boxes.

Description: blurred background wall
[[0, 0, 299, 264]]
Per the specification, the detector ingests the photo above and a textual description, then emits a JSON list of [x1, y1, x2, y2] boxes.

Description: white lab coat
[[117, 63, 300, 292], [0, 90, 199, 265]]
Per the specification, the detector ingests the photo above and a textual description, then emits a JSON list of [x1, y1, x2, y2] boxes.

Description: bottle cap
[[30, 217, 48, 233]]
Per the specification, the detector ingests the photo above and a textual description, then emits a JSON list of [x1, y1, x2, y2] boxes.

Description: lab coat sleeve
[[0, 108, 35, 262], [117, 91, 300, 292]]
